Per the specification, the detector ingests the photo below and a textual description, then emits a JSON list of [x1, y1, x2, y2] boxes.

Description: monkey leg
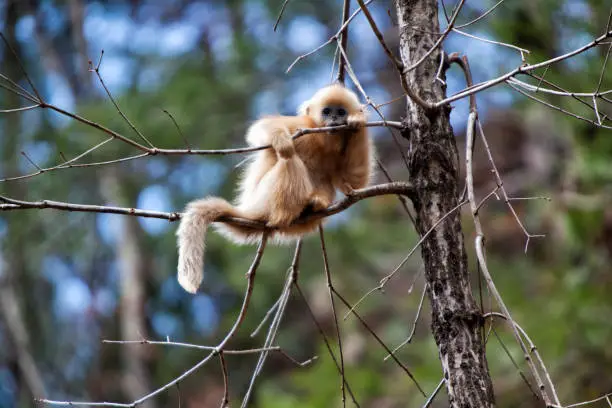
[[270, 131, 295, 159], [307, 184, 335, 211], [252, 155, 313, 227]]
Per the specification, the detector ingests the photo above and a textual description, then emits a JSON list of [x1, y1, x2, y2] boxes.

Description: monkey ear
[[298, 100, 310, 116]]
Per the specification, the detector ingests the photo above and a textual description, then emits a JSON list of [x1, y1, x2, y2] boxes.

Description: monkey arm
[[336, 130, 373, 195], [245, 116, 309, 159], [246, 116, 313, 144], [346, 109, 367, 128]]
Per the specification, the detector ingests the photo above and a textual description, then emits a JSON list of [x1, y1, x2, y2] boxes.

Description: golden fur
[[176, 84, 374, 293]]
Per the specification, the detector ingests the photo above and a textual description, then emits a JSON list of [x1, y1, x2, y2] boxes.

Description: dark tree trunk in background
[[0, 3, 47, 402], [99, 170, 156, 408], [395, 0, 496, 406]]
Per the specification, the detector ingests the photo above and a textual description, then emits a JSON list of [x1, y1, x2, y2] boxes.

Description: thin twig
[[20, 151, 43, 171], [595, 43, 612, 95], [162, 109, 191, 150], [241, 241, 304, 407], [422, 378, 445, 408], [375, 159, 417, 227], [467, 112, 552, 405], [455, 0, 505, 29], [403, 0, 466, 73], [489, 323, 540, 399], [525, 72, 611, 122], [508, 77, 612, 97], [39, 234, 269, 407], [1, 137, 116, 182], [453, 28, 530, 56], [0, 123, 401, 183], [507, 83, 612, 129], [332, 288, 427, 396], [383, 282, 427, 361], [336, 0, 351, 84], [318, 226, 347, 406], [455, 51, 558, 404], [0, 104, 40, 113], [42, 103, 150, 152], [0, 73, 39, 103], [354, 0, 402, 67], [102, 339, 286, 354], [293, 283, 361, 406], [435, 29, 612, 107], [89, 51, 155, 148], [218, 352, 229, 408], [550, 393, 612, 408], [273, 0, 291, 31], [0, 32, 43, 102], [334, 40, 413, 174], [353, 0, 436, 111], [286, 0, 374, 73], [344, 199, 468, 317]]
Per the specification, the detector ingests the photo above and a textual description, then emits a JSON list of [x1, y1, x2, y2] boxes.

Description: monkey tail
[[176, 197, 247, 293]]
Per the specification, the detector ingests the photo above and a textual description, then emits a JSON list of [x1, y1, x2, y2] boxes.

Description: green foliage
[[1, 0, 611, 407]]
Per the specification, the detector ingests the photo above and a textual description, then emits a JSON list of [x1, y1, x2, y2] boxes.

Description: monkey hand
[[341, 183, 356, 197], [271, 133, 295, 159], [308, 195, 331, 211], [346, 113, 366, 130]]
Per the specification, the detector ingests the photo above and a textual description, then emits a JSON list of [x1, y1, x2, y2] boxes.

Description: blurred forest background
[[0, 0, 611, 407]]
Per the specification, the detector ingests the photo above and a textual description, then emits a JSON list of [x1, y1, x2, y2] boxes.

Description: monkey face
[[320, 104, 348, 127]]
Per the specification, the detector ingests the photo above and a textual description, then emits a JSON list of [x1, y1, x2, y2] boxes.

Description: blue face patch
[[321, 105, 348, 126]]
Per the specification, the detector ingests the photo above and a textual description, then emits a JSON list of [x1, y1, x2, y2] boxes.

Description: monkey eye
[[322, 107, 331, 115], [338, 108, 347, 116]]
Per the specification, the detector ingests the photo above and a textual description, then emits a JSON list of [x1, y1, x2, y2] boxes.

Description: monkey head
[[298, 84, 363, 127]]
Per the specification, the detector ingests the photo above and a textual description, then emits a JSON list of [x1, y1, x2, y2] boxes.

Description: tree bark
[[395, 0, 496, 406]]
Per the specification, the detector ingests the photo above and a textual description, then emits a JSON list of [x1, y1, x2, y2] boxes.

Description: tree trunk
[[394, 0, 496, 406]]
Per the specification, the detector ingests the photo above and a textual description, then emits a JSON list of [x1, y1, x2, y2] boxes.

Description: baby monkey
[[176, 84, 373, 293]]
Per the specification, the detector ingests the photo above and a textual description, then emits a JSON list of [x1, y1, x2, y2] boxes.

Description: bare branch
[[336, 0, 351, 84], [0, 104, 40, 113], [466, 112, 557, 405], [0, 121, 402, 183], [383, 282, 427, 361], [344, 198, 468, 316], [273, 0, 291, 31], [39, 234, 269, 407], [508, 83, 612, 130], [241, 241, 303, 407], [0, 32, 43, 102], [422, 378, 445, 408], [286, 0, 374, 73], [403, 0, 465, 73], [293, 282, 361, 406], [0, 181, 414, 230], [453, 28, 530, 57], [455, 0, 505, 29], [435, 29, 612, 107], [354, 0, 436, 111], [318, 226, 347, 406], [331, 286, 427, 396], [88, 52, 155, 148], [218, 352, 229, 408]]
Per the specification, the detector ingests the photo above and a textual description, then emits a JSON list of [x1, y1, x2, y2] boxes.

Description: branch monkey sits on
[[176, 84, 374, 293]]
